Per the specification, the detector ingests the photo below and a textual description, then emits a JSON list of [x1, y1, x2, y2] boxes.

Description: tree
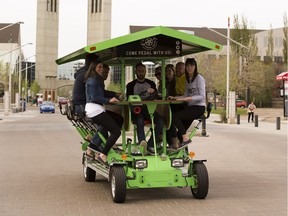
[[266, 24, 274, 61], [231, 14, 259, 103], [0, 61, 5, 96], [29, 80, 40, 97], [283, 12, 288, 68]]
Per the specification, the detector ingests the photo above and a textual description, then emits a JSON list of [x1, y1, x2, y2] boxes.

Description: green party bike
[[56, 26, 222, 203]]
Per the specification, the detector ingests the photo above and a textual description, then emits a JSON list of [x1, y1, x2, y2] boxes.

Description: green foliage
[[106, 82, 122, 93], [283, 13, 288, 67], [0, 61, 7, 89], [211, 107, 248, 123], [57, 86, 73, 98], [29, 80, 40, 96]]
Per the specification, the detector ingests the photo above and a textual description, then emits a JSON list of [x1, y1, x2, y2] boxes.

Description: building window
[[146, 64, 154, 80], [54, 0, 57, 12], [111, 66, 121, 84], [95, 0, 98, 12], [46, 0, 56, 12], [264, 56, 272, 63], [99, 0, 102, 12], [274, 56, 283, 63], [91, 0, 94, 13], [91, 0, 102, 13], [50, 0, 53, 11]]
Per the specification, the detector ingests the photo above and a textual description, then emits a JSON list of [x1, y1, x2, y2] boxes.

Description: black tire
[[110, 166, 126, 203], [83, 156, 96, 182], [240, 105, 245, 108], [191, 162, 209, 199]]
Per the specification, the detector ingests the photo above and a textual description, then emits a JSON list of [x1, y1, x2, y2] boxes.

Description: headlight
[[134, 159, 148, 169], [171, 158, 184, 168]]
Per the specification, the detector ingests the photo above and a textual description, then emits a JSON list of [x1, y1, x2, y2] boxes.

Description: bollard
[[237, 114, 240, 124], [276, 117, 281, 130], [254, 115, 258, 127], [201, 118, 208, 137]]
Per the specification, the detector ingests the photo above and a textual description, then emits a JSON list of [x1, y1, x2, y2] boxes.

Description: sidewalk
[[206, 110, 287, 135], [0, 106, 39, 123]]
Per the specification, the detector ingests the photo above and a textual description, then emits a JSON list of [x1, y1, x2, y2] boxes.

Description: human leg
[[133, 112, 146, 144], [172, 106, 205, 148], [91, 112, 121, 161], [106, 110, 124, 149], [106, 110, 124, 129], [147, 111, 164, 148]]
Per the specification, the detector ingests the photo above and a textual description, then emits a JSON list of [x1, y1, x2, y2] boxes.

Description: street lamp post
[[0, 43, 33, 115], [9, 43, 33, 111], [18, 55, 36, 111], [226, 18, 230, 121], [203, 19, 249, 123]]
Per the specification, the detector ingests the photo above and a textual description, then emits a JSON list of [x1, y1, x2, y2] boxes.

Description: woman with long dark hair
[[168, 58, 206, 149], [84, 61, 123, 164]]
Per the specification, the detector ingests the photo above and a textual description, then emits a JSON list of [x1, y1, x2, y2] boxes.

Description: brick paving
[[0, 106, 287, 216]]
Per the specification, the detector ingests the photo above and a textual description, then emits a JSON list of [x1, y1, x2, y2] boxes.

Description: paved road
[[0, 107, 287, 216]]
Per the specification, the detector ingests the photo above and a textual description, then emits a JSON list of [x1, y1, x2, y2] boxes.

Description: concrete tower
[[87, 0, 112, 45], [35, 0, 59, 101]]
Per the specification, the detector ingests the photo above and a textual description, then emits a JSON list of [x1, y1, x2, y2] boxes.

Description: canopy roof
[[56, 26, 222, 65], [276, 72, 288, 80]]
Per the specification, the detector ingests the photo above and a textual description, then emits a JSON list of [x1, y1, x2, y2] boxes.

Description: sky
[[0, 0, 287, 62]]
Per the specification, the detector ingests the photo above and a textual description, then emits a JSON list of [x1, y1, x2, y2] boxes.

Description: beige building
[[35, 0, 59, 101], [87, 0, 112, 44], [35, 0, 112, 100]]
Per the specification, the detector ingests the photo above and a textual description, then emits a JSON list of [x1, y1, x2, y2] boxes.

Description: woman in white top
[[85, 61, 123, 164]]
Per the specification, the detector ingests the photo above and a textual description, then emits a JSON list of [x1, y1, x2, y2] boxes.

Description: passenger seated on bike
[[126, 62, 165, 154], [85, 60, 124, 164], [72, 54, 121, 151], [86, 64, 123, 150], [168, 58, 206, 150], [72, 53, 106, 149], [72, 53, 98, 116]]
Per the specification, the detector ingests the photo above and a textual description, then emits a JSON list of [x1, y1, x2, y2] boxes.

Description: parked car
[[58, 97, 69, 105], [236, 99, 247, 108], [40, 101, 55, 113]]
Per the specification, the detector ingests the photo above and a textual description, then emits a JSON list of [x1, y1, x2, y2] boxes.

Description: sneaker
[[139, 140, 147, 155], [178, 139, 192, 150]]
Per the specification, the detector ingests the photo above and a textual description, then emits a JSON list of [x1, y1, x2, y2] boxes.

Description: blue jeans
[[133, 109, 164, 148], [91, 126, 108, 146]]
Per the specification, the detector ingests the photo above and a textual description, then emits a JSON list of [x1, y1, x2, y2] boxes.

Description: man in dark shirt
[[72, 54, 106, 152], [72, 54, 98, 115], [126, 62, 164, 154]]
